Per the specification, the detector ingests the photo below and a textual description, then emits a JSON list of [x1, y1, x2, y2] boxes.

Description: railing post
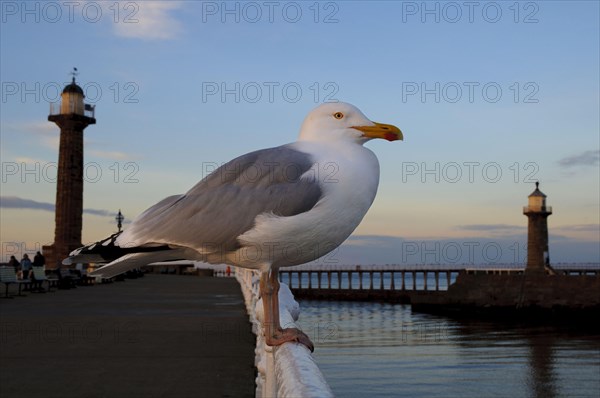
[[390, 272, 395, 290], [423, 272, 428, 290], [348, 272, 352, 289], [337, 271, 341, 289], [412, 271, 416, 290], [435, 271, 439, 291], [318, 271, 322, 289], [380, 271, 384, 290], [369, 271, 373, 290], [401, 271, 405, 291], [327, 271, 331, 289], [359, 271, 363, 289], [294, 272, 298, 289], [308, 272, 312, 289]]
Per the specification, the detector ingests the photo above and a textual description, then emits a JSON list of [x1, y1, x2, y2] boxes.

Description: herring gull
[[64, 102, 403, 351]]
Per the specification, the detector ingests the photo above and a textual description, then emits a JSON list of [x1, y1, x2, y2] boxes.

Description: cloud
[[0, 196, 116, 218], [88, 150, 138, 161], [3, 121, 59, 150], [553, 224, 600, 242], [3, 122, 139, 160], [1, 196, 54, 212], [558, 150, 600, 167], [4, 121, 56, 135], [456, 224, 526, 235], [111, 1, 184, 40], [302, 233, 599, 265], [15, 157, 49, 165], [345, 235, 405, 247], [555, 224, 600, 233]]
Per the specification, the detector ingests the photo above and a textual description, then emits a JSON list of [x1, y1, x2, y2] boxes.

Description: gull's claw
[[265, 327, 315, 352]]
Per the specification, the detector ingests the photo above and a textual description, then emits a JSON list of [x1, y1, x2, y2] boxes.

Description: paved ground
[[0, 274, 256, 398]]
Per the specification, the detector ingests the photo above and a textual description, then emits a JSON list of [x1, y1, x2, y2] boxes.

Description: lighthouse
[[42, 70, 96, 268], [523, 182, 553, 274]]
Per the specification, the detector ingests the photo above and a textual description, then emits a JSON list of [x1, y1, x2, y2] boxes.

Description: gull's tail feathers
[[88, 250, 190, 279], [62, 232, 193, 278], [62, 231, 172, 266]]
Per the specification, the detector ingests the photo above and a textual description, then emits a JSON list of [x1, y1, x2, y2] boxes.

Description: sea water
[[295, 300, 600, 398]]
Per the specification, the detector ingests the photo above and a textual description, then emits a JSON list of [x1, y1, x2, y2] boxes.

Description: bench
[[31, 266, 58, 292], [54, 268, 80, 289], [0, 266, 30, 298], [74, 264, 95, 285]]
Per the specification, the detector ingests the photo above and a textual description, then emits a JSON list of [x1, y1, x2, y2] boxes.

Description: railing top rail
[[235, 268, 333, 398], [280, 264, 600, 272]]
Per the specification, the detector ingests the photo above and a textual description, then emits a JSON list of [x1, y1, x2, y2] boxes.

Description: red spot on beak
[[385, 132, 399, 141]]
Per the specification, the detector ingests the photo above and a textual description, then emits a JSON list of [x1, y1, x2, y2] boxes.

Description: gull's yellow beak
[[352, 122, 403, 142]]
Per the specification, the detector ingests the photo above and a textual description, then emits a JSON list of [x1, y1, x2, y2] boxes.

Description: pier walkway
[[0, 274, 256, 398]]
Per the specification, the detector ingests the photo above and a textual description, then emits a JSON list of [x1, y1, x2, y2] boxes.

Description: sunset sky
[[1, 1, 598, 264]]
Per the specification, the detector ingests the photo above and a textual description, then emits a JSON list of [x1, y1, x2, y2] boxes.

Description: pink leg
[[260, 269, 314, 352]]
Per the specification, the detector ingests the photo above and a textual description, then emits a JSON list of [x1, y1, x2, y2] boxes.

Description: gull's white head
[[298, 102, 403, 144]]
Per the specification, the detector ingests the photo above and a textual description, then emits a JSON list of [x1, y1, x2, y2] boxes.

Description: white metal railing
[[84, 105, 95, 118], [49, 101, 95, 118], [280, 264, 516, 272], [279, 263, 600, 272], [49, 102, 60, 115], [236, 268, 334, 398]]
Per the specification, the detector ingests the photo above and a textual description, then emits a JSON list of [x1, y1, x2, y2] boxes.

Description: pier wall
[[279, 266, 600, 317], [411, 273, 600, 312]]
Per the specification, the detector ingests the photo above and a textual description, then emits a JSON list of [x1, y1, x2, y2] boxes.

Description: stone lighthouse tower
[[523, 182, 553, 274], [43, 71, 96, 268]]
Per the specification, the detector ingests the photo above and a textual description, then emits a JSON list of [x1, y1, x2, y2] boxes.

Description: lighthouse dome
[[62, 79, 84, 95], [60, 77, 85, 115], [527, 182, 547, 211]]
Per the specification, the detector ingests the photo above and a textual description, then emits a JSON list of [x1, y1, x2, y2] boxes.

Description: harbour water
[[295, 300, 600, 398]]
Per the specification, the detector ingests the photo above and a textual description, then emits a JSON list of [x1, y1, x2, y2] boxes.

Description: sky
[[1, 1, 599, 265]]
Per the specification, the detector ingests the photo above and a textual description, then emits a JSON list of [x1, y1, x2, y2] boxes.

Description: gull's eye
[[333, 112, 344, 119]]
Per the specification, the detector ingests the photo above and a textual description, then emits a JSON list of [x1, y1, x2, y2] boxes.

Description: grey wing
[[117, 145, 322, 253]]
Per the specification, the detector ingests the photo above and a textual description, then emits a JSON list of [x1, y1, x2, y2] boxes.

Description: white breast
[[233, 141, 380, 269]]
